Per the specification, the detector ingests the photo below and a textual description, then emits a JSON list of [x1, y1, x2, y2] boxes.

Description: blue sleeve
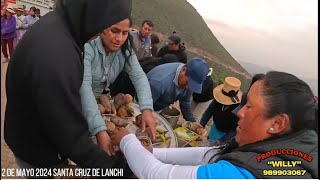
[[179, 91, 195, 122], [79, 43, 106, 136], [197, 160, 255, 179], [146, 37, 152, 57], [200, 100, 215, 127], [148, 78, 162, 106], [125, 52, 153, 111]]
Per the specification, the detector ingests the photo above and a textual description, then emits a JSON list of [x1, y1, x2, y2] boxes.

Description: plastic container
[[137, 136, 153, 149]]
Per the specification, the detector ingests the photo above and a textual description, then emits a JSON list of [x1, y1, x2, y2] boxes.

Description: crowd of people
[[1, 4, 41, 62], [3, 0, 318, 179]]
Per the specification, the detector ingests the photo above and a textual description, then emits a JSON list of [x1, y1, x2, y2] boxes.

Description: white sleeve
[[120, 134, 199, 179], [153, 146, 217, 165]]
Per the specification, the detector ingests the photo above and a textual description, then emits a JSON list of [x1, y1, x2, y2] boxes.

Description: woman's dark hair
[[29, 6, 37, 11], [250, 73, 265, 86], [29, 6, 37, 17], [35, 8, 40, 14], [261, 71, 315, 131], [206, 71, 317, 162], [121, 17, 135, 64]]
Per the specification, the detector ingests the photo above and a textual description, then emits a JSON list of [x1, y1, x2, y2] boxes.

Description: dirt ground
[[1, 55, 20, 179]]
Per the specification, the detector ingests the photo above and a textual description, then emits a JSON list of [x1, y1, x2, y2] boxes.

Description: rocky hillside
[[132, 0, 251, 90]]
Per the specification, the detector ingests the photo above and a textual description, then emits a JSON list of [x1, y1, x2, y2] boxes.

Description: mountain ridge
[[132, 0, 252, 89], [240, 61, 318, 95]]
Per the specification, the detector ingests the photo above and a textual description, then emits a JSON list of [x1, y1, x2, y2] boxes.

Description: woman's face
[[100, 18, 130, 54], [16, 11, 22, 16], [5, 10, 12, 17], [29, 9, 35, 16], [235, 81, 274, 147], [168, 43, 179, 51]]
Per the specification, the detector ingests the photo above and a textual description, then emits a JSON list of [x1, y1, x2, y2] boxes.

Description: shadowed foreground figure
[[5, 0, 134, 178]]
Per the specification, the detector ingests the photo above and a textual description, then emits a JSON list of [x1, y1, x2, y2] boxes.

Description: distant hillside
[[240, 61, 318, 95], [188, 52, 250, 91], [239, 61, 274, 75], [132, 0, 251, 89]]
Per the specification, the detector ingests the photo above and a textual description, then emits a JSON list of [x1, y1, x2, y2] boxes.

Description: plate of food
[[131, 104, 178, 148], [182, 121, 207, 137]]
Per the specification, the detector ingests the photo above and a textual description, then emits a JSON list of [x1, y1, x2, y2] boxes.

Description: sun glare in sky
[[187, 0, 317, 32], [187, 0, 318, 79]]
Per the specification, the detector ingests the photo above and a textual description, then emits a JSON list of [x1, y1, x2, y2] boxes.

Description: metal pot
[[160, 106, 180, 129]]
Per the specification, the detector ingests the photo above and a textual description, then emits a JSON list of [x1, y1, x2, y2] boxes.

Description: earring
[[269, 128, 274, 131]]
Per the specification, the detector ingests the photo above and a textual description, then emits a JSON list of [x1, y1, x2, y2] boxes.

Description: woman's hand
[[140, 109, 156, 140], [111, 128, 130, 146], [112, 128, 154, 153], [96, 131, 114, 156]]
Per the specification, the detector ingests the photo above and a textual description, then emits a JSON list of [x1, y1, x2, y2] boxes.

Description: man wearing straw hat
[[14, 4, 26, 46], [199, 77, 242, 145]]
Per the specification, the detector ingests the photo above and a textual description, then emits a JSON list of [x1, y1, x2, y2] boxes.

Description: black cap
[[167, 34, 181, 44]]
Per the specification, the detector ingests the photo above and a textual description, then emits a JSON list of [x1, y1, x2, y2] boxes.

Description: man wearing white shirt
[[14, 5, 26, 46]]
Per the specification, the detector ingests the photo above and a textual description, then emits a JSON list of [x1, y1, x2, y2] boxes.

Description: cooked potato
[[105, 121, 116, 133], [135, 114, 142, 126], [99, 95, 112, 113], [124, 94, 133, 104], [110, 116, 129, 127], [98, 104, 105, 114], [114, 93, 126, 109], [117, 105, 130, 118]]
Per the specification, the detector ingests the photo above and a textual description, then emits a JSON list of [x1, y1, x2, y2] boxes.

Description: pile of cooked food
[[99, 93, 134, 134], [97, 93, 173, 149], [97, 94, 114, 114]]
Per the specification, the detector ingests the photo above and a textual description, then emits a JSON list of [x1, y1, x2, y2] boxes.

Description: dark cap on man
[[167, 34, 181, 44]]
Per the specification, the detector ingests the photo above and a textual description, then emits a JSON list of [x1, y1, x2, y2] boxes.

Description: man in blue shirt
[[146, 58, 209, 122]]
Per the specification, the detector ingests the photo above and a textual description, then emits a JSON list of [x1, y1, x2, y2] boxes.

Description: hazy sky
[[187, 0, 318, 79]]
